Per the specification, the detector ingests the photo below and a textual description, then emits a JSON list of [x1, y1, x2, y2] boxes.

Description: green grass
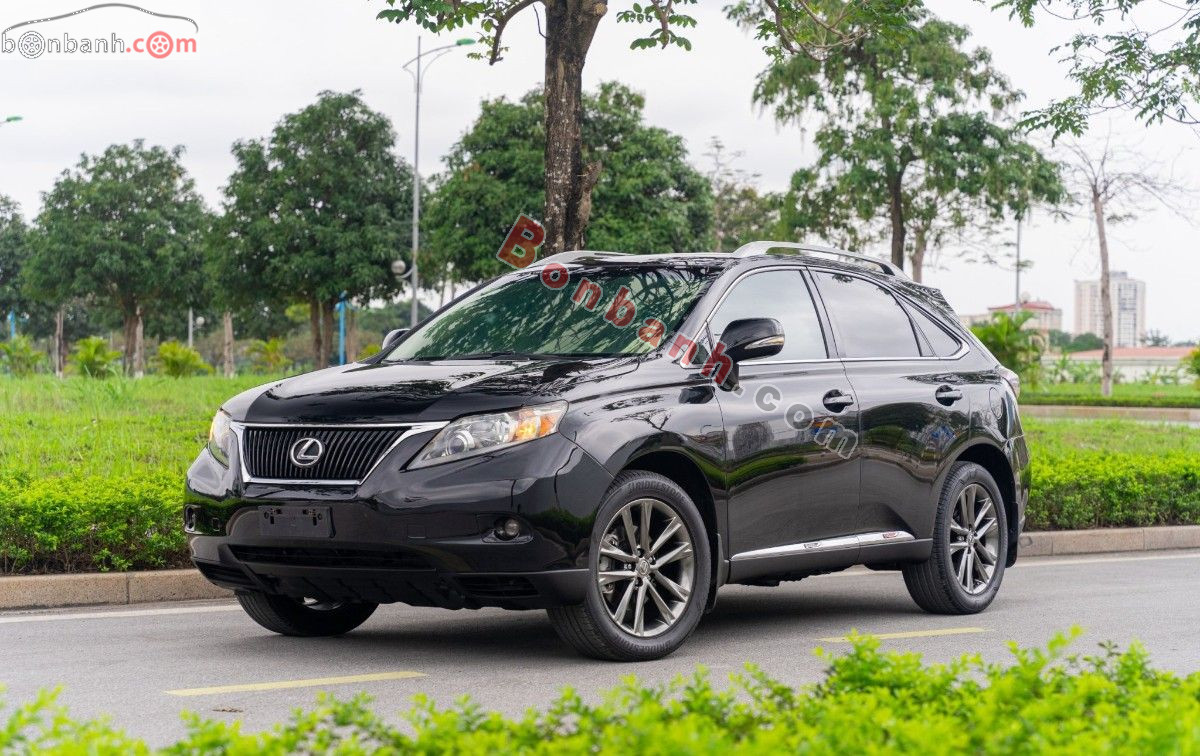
[[0, 375, 273, 479], [1023, 382, 1200, 408], [1023, 416, 1200, 456]]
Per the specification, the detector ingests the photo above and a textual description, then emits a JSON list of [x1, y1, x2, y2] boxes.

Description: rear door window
[[812, 271, 921, 358]]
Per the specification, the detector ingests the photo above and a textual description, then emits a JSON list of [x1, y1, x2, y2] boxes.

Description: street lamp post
[[402, 38, 473, 329]]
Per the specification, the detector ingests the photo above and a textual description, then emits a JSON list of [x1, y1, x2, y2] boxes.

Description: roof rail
[[732, 241, 910, 280], [530, 250, 628, 267]]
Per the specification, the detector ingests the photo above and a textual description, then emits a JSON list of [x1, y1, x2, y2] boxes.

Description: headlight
[[409, 401, 567, 469], [207, 410, 234, 467]]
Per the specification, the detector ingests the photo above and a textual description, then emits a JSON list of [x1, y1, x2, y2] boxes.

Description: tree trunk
[[909, 226, 927, 284], [887, 172, 906, 271], [1092, 189, 1115, 397], [222, 310, 235, 378], [122, 310, 138, 376], [322, 299, 336, 367], [309, 297, 324, 370], [133, 305, 145, 378], [53, 306, 65, 378], [542, 0, 607, 254]]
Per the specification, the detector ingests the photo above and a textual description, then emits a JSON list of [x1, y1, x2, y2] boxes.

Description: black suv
[[187, 242, 1028, 661]]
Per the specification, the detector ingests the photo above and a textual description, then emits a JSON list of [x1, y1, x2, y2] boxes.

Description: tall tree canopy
[[0, 195, 28, 323], [24, 141, 208, 375], [424, 82, 713, 282], [219, 90, 413, 369], [756, 9, 1064, 280], [997, 0, 1200, 135]]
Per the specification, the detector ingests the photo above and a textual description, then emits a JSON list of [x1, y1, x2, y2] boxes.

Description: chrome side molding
[[730, 530, 915, 562]]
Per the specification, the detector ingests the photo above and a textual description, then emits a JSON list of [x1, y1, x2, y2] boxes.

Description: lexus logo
[[288, 437, 324, 467]]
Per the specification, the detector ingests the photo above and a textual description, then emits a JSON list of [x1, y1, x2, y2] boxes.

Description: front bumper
[[185, 431, 612, 610]]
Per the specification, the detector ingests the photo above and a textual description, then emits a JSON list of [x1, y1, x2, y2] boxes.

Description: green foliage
[[70, 336, 121, 378], [1186, 347, 1200, 383], [154, 341, 213, 378], [23, 141, 210, 374], [1047, 353, 1101, 385], [5, 633, 1200, 751], [997, 0, 1200, 135], [726, 0, 924, 61], [1049, 329, 1104, 353], [245, 338, 292, 374], [1023, 382, 1200, 408], [706, 137, 782, 252], [425, 82, 713, 283], [357, 342, 381, 360], [971, 312, 1045, 386], [0, 194, 29, 318], [755, 8, 1064, 276], [0, 335, 44, 377]]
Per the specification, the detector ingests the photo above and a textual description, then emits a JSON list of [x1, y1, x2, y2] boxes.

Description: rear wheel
[[903, 462, 1008, 614], [236, 591, 377, 636], [548, 470, 710, 661]]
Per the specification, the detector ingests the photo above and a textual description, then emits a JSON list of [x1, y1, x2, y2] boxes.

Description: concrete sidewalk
[[3, 525, 1199, 611]]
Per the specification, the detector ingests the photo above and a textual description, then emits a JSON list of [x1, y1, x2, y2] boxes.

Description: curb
[[1021, 404, 1200, 422], [1018, 525, 1200, 557], [0, 569, 231, 611], [3, 526, 1200, 611]]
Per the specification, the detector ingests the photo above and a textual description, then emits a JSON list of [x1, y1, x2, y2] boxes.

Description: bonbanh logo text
[[1, 3, 198, 60]]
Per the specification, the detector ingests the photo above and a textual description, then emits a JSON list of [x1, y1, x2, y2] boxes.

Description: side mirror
[[719, 318, 785, 363], [382, 328, 409, 350]]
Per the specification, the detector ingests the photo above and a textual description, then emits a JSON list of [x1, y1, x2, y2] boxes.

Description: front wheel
[[548, 470, 711, 661], [236, 591, 378, 636], [903, 462, 1008, 614]]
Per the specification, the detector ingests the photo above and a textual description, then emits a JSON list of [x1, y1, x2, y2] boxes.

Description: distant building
[[1075, 273, 1146, 348], [960, 298, 1062, 337], [1062, 346, 1193, 382]]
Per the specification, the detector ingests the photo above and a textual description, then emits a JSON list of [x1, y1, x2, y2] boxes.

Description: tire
[[236, 591, 378, 637], [903, 462, 1009, 614], [547, 470, 711, 661]]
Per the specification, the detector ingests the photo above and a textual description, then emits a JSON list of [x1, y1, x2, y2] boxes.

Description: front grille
[[230, 546, 431, 571], [241, 426, 407, 482]]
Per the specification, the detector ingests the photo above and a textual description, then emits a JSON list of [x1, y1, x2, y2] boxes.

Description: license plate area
[[258, 506, 332, 538]]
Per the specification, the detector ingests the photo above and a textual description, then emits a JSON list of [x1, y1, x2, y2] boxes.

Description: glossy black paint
[[185, 253, 1029, 610]]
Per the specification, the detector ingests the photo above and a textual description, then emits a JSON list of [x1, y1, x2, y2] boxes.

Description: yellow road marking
[[819, 627, 987, 642], [166, 671, 426, 697]]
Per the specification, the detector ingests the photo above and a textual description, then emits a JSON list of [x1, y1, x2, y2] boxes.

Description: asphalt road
[[3, 549, 1198, 746]]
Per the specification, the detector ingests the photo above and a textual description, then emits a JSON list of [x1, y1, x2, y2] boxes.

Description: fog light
[[495, 518, 522, 540]]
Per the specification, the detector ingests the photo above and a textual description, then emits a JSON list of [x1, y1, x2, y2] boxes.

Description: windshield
[[385, 264, 714, 361]]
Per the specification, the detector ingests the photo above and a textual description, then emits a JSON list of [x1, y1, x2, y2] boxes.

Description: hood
[[224, 357, 640, 424]]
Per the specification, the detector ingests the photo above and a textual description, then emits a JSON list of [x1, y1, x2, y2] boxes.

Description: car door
[[703, 267, 863, 578], [809, 269, 972, 548]]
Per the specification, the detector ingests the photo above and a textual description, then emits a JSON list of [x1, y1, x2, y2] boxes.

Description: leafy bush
[[3, 633, 1200, 752], [357, 341, 381, 360], [70, 336, 121, 378], [155, 340, 212, 377], [1186, 347, 1200, 385], [971, 312, 1044, 387], [246, 337, 292, 373], [0, 335, 44, 377]]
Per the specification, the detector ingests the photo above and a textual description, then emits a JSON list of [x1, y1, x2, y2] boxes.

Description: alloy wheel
[[949, 483, 1000, 595], [596, 497, 695, 638]]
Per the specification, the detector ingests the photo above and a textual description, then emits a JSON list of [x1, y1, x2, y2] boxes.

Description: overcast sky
[[1, 0, 1196, 338]]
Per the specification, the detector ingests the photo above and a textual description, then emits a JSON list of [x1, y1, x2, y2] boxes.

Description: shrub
[[70, 336, 121, 378], [155, 340, 213, 377], [246, 337, 291, 374], [1186, 347, 1200, 385], [0, 335, 44, 377], [3, 633, 1200, 752], [971, 312, 1044, 387]]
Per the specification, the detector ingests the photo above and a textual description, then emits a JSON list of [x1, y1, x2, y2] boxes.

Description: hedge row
[[1, 452, 1198, 574], [1022, 392, 1200, 408], [3, 632, 1199, 753]]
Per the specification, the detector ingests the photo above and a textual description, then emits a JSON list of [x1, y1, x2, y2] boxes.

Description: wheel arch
[[952, 442, 1019, 566], [623, 449, 725, 603]]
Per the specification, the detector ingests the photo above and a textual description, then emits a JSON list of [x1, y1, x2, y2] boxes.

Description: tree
[[705, 138, 782, 252], [996, 0, 1200, 136], [1064, 136, 1186, 397], [756, 10, 1064, 279], [219, 91, 413, 369], [424, 82, 713, 283], [1142, 328, 1171, 347], [726, 0, 925, 60], [0, 196, 28, 326], [25, 142, 208, 376]]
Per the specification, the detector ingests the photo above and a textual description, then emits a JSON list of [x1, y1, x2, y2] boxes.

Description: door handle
[[935, 385, 963, 404], [822, 389, 855, 412]]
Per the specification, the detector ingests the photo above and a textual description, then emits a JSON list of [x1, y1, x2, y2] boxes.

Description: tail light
[[998, 366, 1020, 398]]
